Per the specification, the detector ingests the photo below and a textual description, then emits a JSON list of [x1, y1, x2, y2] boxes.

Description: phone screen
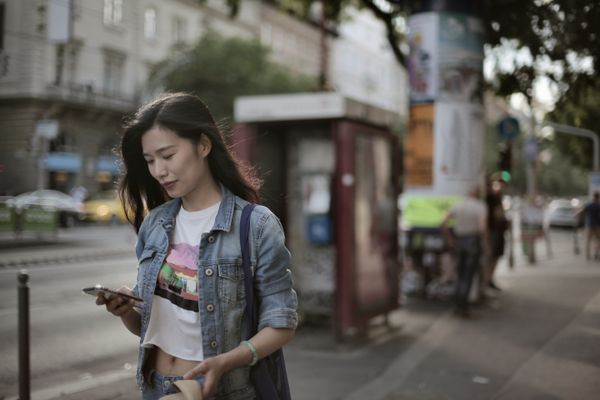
[[82, 285, 143, 303]]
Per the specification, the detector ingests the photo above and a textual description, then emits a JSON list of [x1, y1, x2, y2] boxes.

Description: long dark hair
[[119, 92, 261, 232]]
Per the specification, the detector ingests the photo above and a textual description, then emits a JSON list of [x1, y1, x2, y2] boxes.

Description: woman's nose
[[152, 160, 168, 178]]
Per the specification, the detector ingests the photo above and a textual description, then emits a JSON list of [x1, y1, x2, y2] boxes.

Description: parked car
[[7, 189, 84, 227], [82, 191, 127, 223], [545, 199, 582, 229]]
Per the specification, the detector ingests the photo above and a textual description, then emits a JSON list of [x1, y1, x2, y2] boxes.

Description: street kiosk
[[233, 92, 402, 339]]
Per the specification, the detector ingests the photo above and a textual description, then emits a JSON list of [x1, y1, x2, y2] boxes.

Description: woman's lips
[[162, 181, 176, 190]]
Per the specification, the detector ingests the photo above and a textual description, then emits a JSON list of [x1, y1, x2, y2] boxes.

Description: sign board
[[21, 206, 58, 233], [35, 119, 60, 139], [497, 116, 520, 141], [47, 0, 72, 43], [0, 203, 16, 232], [404, 104, 434, 187], [524, 137, 538, 162]]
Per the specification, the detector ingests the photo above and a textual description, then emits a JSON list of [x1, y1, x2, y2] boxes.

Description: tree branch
[[361, 0, 406, 67]]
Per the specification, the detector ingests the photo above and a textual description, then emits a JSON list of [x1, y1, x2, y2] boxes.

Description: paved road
[[0, 256, 140, 399]]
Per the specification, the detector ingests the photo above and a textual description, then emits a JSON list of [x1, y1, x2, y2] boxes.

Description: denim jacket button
[[205, 268, 214, 277], [207, 235, 215, 243], [210, 340, 218, 348], [206, 304, 214, 312]]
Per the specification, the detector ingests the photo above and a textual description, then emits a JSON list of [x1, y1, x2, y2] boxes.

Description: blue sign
[[305, 214, 332, 246], [497, 117, 520, 141], [524, 137, 538, 161], [46, 152, 82, 172], [96, 155, 119, 174]]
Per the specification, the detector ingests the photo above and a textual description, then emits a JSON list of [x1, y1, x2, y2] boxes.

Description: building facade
[[0, 0, 406, 196]]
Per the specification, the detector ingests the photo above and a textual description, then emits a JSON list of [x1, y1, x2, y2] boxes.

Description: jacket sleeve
[[253, 211, 298, 331]]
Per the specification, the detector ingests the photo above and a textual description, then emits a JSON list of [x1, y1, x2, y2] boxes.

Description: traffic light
[[498, 143, 512, 182]]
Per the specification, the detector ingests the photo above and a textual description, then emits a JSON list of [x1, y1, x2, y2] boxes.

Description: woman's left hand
[[183, 356, 225, 399]]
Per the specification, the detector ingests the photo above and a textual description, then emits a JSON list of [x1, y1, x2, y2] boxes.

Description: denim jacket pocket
[[217, 261, 245, 305]]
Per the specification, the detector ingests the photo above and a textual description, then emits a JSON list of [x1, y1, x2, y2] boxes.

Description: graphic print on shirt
[[155, 243, 199, 312]]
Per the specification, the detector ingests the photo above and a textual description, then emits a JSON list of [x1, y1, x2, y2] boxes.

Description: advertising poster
[[438, 13, 484, 105], [434, 102, 484, 194], [404, 104, 434, 187], [408, 13, 439, 103]]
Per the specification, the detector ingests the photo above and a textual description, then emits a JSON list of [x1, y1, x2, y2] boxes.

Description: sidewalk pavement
[[5, 229, 600, 400]]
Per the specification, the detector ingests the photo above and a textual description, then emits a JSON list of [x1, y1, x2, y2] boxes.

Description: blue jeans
[[455, 235, 482, 312], [141, 370, 205, 400]]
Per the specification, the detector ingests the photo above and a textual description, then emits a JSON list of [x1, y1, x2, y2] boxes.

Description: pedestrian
[[96, 92, 298, 399], [484, 175, 509, 291], [441, 185, 489, 317], [579, 191, 600, 261]]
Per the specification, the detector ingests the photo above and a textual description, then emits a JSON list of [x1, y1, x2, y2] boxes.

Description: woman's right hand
[[96, 286, 136, 317]]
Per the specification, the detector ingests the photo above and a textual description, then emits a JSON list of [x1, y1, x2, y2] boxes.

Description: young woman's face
[[141, 125, 211, 200]]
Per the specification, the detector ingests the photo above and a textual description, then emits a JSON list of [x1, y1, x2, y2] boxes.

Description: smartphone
[[82, 284, 143, 303]]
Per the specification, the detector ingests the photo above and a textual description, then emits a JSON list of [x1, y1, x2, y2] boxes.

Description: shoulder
[[234, 198, 284, 241], [139, 199, 179, 235]]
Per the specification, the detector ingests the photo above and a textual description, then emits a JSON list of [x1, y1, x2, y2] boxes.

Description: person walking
[[485, 176, 509, 291], [581, 192, 600, 261], [96, 93, 298, 399], [441, 186, 489, 317]]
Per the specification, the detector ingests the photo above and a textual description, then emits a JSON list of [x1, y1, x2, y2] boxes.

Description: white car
[[7, 190, 84, 227], [545, 199, 581, 229]]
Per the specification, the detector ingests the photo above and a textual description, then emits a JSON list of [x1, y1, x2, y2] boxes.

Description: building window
[[66, 41, 82, 85], [103, 0, 122, 26], [171, 16, 187, 44], [54, 44, 65, 85], [144, 7, 157, 40], [102, 49, 125, 95], [0, 3, 5, 51]]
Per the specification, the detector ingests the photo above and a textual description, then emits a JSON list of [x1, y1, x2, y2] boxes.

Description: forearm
[[121, 308, 141, 336], [218, 327, 295, 371]]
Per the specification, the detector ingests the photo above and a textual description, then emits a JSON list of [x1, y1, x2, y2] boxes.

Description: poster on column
[[408, 13, 439, 103], [437, 13, 484, 105], [435, 102, 484, 194], [404, 104, 434, 187]]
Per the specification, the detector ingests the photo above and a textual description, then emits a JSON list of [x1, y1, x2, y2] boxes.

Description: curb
[[0, 248, 135, 269]]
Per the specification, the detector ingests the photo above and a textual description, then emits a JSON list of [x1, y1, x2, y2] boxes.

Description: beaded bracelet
[[241, 340, 259, 366]]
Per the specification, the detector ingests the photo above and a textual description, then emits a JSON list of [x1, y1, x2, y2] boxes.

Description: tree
[[223, 0, 598, 115], [245, 0, 599, 179], [150, 32, 317, 122]]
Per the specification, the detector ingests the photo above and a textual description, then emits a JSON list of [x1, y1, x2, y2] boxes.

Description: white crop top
[[141, 201, 220, 361]]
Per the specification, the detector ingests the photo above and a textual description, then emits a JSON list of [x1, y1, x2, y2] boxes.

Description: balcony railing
[[44, 83, 137, 112]]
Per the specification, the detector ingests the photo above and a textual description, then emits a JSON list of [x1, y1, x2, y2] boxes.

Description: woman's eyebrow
[[143, 145, 176, 157]]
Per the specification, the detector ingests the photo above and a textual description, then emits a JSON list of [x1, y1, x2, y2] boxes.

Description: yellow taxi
[[82, 191, 127, 223]]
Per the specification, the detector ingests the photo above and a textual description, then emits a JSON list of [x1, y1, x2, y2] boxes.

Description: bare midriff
[[148, 346, 201, 376]]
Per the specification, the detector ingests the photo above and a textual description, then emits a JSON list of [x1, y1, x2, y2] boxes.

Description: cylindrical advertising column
[[404, 0, 484, 197]]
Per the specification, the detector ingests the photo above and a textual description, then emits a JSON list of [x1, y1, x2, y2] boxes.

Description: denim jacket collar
[[157, 184, 237, 233]]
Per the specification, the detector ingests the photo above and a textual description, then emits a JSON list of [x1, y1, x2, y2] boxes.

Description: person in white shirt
[[441, 185, 489, 317]]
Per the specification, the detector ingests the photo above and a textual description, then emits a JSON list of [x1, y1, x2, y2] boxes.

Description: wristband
[[241, 340, 258, 366]]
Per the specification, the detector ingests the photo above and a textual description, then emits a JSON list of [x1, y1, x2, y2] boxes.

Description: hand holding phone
[[82, 284, 143, 303]]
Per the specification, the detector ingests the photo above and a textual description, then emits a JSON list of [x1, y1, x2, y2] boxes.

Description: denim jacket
[[131, 186, 298, 399]]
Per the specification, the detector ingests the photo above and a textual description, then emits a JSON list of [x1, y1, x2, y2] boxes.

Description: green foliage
[[151, 32, 317, 121], [548, 75, 600, 169], [486, 126, 587, 197]]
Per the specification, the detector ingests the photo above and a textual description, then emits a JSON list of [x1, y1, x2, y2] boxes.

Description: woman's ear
[[198, 135, 212, 158]]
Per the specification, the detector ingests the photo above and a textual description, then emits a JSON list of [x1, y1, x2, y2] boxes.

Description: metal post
[[18, 270, 30, 400]]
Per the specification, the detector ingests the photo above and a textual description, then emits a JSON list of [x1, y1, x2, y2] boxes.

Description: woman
[[97, 92, 298, 399]]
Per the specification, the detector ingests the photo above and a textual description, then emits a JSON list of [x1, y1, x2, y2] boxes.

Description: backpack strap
[[240, 203, 257, 332]]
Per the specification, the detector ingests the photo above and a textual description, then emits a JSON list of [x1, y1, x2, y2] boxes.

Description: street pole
[[18, 270, 30, 400], [526, 115, 537, 198]]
